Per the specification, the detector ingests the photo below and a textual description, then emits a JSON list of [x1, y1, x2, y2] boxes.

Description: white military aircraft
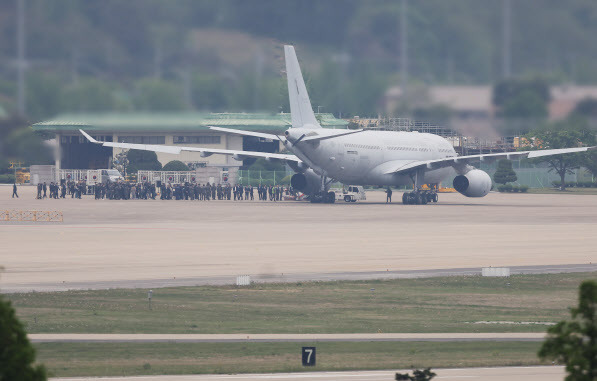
[[80, 45, 596, 204]]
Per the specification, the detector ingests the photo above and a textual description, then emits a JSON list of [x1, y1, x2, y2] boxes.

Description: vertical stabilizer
[[284, 45, 321, 129]]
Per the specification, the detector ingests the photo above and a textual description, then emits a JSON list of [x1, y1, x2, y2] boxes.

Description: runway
[[4, 263, 596, 292], [29, 332, 546, 344], [2, 187, 596, 293], [49, 366, 565, 381]]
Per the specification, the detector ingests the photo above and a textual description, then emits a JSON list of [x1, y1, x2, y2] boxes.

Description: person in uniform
[[385, 187, 392, 203], [12, 182, 18, 198]]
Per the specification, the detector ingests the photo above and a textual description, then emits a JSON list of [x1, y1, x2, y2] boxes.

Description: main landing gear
[[402, 190, 438, 205], [310, 191, 336, 204]]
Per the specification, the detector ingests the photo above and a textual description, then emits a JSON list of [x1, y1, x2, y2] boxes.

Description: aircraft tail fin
[[284, 45, 321, 129]]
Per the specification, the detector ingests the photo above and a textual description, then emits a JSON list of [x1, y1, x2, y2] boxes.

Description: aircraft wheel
[[402, 193, 408, 204], [433, 193, 439, 203], [420, 193, 428, 205], [414, 193, 422, 205], [327, 191, 336, 203]]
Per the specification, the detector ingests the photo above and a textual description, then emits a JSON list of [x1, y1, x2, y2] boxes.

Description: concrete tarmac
[[49, 366, 565, 381], [2, 187, 596, 292], [29, 332, 546, 343]]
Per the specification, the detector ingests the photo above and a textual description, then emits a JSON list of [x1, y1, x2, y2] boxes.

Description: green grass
[[9, 272, 596, 334], [527, 187, 597, 194], [36, 341, 545, 377]]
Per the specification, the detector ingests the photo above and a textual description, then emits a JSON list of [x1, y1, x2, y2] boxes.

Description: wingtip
[[79, 129, 98, 144]]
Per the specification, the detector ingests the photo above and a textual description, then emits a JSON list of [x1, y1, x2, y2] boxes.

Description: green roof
[[32, 112, 348, 134]]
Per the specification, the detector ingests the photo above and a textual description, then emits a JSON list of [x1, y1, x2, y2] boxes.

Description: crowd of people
[[31, 180, 295, 201], [35, 181, 86, 199]]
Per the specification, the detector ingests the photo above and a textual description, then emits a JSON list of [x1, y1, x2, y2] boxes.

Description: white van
[[87, 169, 124, 185]]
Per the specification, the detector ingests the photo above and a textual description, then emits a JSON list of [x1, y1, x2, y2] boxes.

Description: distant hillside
[[0, 0, 596, 120]]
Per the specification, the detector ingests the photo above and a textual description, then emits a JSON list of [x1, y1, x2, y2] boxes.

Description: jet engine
[[453, 169, 492, 198], [291, 169, 320, 195]]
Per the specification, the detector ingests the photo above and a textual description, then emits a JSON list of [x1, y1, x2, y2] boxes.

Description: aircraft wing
[[384, 146, 597, 175], [79, 129, 301, 163], [208, 126, 281, 141]]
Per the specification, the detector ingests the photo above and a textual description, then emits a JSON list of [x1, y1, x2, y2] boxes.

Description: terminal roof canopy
[[32, 112, 348, 134]]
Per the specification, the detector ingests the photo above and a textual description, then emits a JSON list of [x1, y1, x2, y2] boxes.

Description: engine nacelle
[[291, 169, 320, 195], [453, 169, 492, 198]]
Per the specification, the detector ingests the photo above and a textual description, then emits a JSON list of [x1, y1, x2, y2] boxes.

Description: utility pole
[[502, 0, 512, 78], [400, 0, 408, 100], [16, 0, 26, 117]]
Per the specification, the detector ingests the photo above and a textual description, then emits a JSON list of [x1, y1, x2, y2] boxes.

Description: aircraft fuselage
[[287, 129, 457, 187]]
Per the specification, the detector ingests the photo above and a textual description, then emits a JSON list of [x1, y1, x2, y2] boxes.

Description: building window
[[173, 136, 221, 144], [118, 136, 165, 144]]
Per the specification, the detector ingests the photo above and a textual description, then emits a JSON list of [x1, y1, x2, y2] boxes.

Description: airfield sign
[[302, 347, 316, 366]]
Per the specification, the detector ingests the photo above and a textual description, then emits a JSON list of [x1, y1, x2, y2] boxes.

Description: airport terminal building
[[32, 112, 347, 183]]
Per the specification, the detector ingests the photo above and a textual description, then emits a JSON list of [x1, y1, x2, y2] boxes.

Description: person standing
[[12, 182, 18, 198], [385, 187, 392, 203]]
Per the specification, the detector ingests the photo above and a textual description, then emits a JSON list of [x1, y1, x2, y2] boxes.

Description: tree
[[395, 368, 436, 381], [573, 98, 597, 118], [493, 159, 518, 185], [538, 280, 597, 381], [161, 160, 190, 171], [582, 152, 597, 181], [523, 119, 595, 190], [2, 128, 53, 166], [133, 79, 186, 111], [61, 78, 118, 112], [126, 150, 162, 174], [0, 295, 47, 380], [493, 78, 550, 127]]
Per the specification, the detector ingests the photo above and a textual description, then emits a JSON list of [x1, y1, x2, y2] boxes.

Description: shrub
[[0, 174, 16, 183], [519, 185, 529, 193], [162, 160, 190, 171]]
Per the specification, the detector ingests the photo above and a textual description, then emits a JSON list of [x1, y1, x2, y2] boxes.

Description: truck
[[331, 185, 367, 203]]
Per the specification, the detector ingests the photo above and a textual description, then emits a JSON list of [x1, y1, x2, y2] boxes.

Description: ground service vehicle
[[332, 185, 366, 202], [86, 169, 124, 185]]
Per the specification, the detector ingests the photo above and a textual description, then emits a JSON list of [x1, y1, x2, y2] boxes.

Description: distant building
[[32, 112, 347, 175], [384, 85, 597, 137]]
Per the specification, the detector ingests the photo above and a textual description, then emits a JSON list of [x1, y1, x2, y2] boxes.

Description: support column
[[54, 133, 61, 182]]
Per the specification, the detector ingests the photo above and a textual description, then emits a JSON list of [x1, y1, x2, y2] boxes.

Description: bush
[[0, 174, 16, 183], [497, 184, 529, 193], [127, 150, 162, 174], [161, 160, 190, 171]]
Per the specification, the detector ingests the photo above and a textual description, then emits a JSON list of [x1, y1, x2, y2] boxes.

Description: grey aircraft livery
[[80, 45, 597, 204]]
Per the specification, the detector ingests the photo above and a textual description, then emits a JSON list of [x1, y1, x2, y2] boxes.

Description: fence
[[237, 170, 290, 186], [1, 210, 63, 222], [137, 171, 196, 184]]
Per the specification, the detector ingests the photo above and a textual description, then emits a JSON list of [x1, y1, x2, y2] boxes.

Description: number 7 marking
[[305, 348, 313, 363]]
